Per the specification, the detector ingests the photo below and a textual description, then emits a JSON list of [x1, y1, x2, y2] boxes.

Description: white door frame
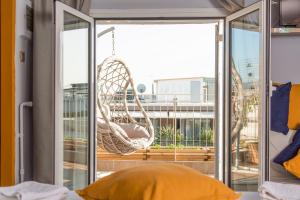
[[55, 1, 95, 186], [224, 0, 269, 188]]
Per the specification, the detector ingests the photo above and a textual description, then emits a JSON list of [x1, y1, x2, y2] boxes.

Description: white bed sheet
[[66, 191, 83, 200], [0, 192, 83, 200], [240, 192, 260, 200]]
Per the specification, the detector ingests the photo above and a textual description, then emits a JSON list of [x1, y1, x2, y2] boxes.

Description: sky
[[232, 28, 260, 83], [63, 28, 89, 88], [62, 22, 259, 93], [96, 23, 217, 93]]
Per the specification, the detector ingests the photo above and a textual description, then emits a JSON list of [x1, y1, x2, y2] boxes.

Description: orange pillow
[[288, 84, 300, 130], [284, 149, 300, 179], [77, 163, 240, 200]]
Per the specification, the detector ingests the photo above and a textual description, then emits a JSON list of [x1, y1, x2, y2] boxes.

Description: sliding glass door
[[225, 1, 268, 191], [55, 2, 95, 190]]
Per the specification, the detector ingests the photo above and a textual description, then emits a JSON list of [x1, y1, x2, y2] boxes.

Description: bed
[[0, 191, 278, 200], [67, 191, 83, 200], [269, 130, 300, 183], [240, 192, 260, 200], [67, 191, 261, 200]]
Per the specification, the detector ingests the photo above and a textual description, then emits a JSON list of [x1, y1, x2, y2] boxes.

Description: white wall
[[156, 79, 195, 102], [271, 36, 300, 83], [15, 0, 33, 183], [155, 78, 205, 102]]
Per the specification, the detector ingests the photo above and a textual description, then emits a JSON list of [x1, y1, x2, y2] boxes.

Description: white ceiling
[[91, 0, 223, 10], [90, 0, 230, 18], [90, 0, 261, 18]]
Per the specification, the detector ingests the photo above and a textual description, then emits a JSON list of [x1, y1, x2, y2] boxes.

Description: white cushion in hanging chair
[[118, 123, 150, 139], [97, 118, 153, 155], [97, 118, 130, 140], [97, 118, 150, 140]]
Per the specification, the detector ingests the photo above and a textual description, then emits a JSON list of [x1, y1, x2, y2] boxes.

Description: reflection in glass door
[[55, 2, 95, 190], [225, 2, 267, 191]]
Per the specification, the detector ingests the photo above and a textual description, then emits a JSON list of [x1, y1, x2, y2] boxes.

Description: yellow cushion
[[77, 163, 240, 200], [288, 84, 300, 130], [284, 149, 300, 178]]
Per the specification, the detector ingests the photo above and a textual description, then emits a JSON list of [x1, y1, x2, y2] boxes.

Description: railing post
[[173, 97, 178, 161]]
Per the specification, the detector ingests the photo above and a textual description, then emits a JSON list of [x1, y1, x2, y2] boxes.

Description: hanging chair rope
[[112, 30, 116, 56]]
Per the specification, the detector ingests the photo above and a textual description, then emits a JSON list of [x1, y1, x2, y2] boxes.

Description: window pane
[[230, 10, 260, 191], [63, 11, 90, 190]]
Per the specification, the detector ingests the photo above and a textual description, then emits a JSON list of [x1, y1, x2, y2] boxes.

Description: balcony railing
[[62, 89, 260, 180], [64, 92, 216, 148]]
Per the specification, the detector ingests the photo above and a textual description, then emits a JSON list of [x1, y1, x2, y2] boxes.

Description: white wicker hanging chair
[[231, 60, 245, 144], [97, 56, 154, 155]]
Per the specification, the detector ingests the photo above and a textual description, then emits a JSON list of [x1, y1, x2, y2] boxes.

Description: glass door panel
[[55, 2, 95, 190], [63, 11, 89, 190], [225, 1, 267, 191], [230, 10, 260, 191]]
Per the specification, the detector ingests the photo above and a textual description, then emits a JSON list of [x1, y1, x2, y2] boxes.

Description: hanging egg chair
[[96, 28, 154, 154]]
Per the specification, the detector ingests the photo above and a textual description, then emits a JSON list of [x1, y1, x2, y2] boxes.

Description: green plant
[[154, 126, 182, 146], [200, 128, 214, 146], [152, 144, 161, 149]]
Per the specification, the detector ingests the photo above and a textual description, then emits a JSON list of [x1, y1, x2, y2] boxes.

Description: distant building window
[[191, 81, 201, 102]]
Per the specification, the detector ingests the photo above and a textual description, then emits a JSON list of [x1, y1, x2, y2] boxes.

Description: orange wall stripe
[[0, 0, 16, 186]]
